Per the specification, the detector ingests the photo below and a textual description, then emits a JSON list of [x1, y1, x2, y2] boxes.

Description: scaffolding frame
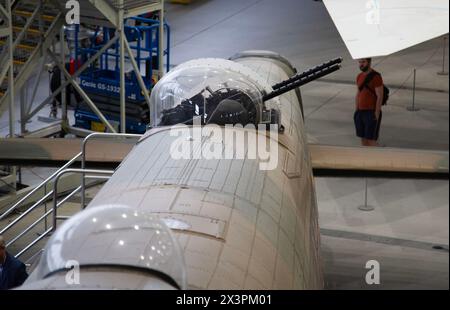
[[0, 0, 166, 193], [0, 0, 166, 137]]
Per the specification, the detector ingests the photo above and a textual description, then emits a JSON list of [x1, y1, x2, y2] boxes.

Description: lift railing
[[0, 132, 142, 261]]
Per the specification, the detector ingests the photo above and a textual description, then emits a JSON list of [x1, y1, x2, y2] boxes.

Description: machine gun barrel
[[271, 57, 342, 91], [263, 63, 341, 102]]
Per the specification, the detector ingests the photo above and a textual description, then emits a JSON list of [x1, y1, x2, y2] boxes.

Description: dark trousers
[[354, 110, 382, 140]]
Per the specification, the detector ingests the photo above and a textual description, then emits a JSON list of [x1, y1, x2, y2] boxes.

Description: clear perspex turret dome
[[150, 59, 271, 127], [33, 205, 186, 289]]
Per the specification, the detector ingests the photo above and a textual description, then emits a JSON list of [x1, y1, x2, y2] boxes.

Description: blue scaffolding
[[72, 16, 170, 134]]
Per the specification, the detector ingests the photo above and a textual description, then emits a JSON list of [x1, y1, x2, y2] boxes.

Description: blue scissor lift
[[72, 16, 170, 134]]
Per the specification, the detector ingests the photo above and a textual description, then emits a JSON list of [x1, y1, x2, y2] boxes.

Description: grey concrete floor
[[0, 0, 448, 289]]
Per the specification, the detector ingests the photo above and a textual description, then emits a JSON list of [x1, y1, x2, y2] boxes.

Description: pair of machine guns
[[263, 57, 343, 101], [158, 57, 343, 127]]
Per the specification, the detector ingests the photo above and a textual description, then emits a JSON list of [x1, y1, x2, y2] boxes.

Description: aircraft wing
[[322, 0, 450, 59], [309, 144, 449, 178]]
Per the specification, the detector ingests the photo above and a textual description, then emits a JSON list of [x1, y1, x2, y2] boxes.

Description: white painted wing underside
[[323, 0, 449, 59]]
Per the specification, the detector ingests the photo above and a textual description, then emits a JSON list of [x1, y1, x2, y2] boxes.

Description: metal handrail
[[80, 132, 142, 207], [0, 151, 82, 221], [6, 185, 80, 248], [1, 133, 139, 234], [2, 133, 139, 261], [53, 168, 114, 232], [0, 153, 80, 260], [56, 185, 82, 208], [16, 227, 53, 259], [7, 208, 53, 248], [13, 170, 111, 260]]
